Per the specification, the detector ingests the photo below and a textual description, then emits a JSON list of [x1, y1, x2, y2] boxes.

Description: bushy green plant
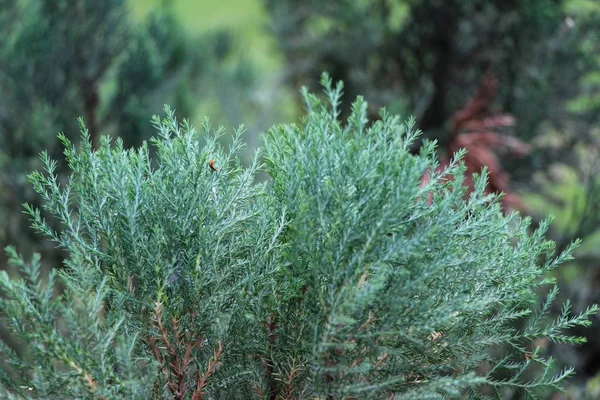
[[0, 0, 260, 272], [0, 77, 596, 399]]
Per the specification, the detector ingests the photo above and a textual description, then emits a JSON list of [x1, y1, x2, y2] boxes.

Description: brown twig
[[148, 302, 210, 400], [67, 359, 99, 394], [253, 382, 265, 397], [279, 359, 299, 400], [192, 341, 223, 400], [373, 353, 389, 369]]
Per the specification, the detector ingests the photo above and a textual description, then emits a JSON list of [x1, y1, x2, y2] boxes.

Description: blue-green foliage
[[0, 76, 596, 398]]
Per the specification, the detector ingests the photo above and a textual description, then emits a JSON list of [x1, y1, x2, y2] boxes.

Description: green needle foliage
[[0, 75, 597, 399]]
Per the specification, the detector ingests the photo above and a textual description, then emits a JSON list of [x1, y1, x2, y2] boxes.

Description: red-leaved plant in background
[[423, 73, 530, 212]]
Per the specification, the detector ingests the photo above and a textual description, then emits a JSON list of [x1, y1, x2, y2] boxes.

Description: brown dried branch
[[192, 341, 223, 400], [67, 359, 100, 395], [148, 302, 207, 400], [253, 382, 265, 397], [373, 353, 389, 369], [152, 303, 183, 398], [277, 359, 300, 400]]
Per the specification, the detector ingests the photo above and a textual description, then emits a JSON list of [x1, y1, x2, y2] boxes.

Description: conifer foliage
[[0, 76, 597, 399], [0, 0, 250, 270]]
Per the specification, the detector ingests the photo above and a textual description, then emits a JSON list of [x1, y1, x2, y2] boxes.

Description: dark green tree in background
[[265, 0, 597, 139], [264, 0, 599, 200]]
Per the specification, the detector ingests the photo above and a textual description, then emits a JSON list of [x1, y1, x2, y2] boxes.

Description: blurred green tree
[[265, 1, 556, 133], [0, 0, 256, 269]]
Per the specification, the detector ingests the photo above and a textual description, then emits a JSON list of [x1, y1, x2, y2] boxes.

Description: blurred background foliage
[[1, 0, 599, 398]]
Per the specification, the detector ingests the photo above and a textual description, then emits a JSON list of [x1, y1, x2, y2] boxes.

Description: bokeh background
[[1, 1, 599, 398]]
